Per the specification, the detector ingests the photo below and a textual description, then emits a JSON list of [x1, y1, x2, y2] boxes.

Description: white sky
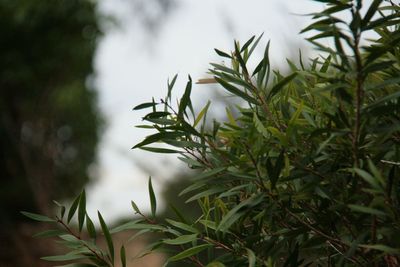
[[87, 0, 324, 222]]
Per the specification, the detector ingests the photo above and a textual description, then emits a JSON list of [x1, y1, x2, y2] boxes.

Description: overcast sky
[[87, 0, 324, 222]]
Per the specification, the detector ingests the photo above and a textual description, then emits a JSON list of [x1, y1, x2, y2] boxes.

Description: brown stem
[[57, 218, 111, 266]]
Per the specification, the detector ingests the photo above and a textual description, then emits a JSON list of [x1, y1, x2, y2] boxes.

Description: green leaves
[[26, 1, 400, 266]]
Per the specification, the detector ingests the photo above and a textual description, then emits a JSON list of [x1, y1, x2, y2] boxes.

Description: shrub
[[24, 0, 400, 266]]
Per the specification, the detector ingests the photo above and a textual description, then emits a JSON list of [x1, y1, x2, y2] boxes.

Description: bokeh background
[[0, 0, 323, 266]]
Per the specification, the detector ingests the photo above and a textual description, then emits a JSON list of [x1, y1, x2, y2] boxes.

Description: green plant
[[24, 0, 400, 266]]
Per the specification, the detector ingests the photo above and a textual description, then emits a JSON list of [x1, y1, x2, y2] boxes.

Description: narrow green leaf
[[364, 91, 400, 111], [248, 33, 264, 59], [139, 147, 180, 153], [267, 72, 297, 100], [240, 35, 255, 53], [132, 132, 183, 149], [133, 102, 158, 110], [131, 200, 141, 214], [33, 229, 64, 238], [353, 168, 382, 190], [192, 167, 226, 181], [163, 234, 198, 245], [143, 111, 171, 120], [320, 55, 331, 73], [67, 194, 81, 223], [226, 107, 238, 126], [86, 214, 96, 239], [214, 49, 231, 58], [210, 63, 240, 76], [98, 211, 114, 262], [120, 246, 126, 267], [149, 177, 157, 218], [165, 219, 199, 233], [169, 244, 212, 261], [194, 101, 211, 128], [112, 222, 165, 233], [186, 187, 226, 203], [217, 194, 264, 232], [167, 74, 178, 101], [21, 211, 55, 223], [359, 244, 399, 254], [215, 77, 259, 105], [253, 113, 269, 138], [78, 190, 86, 232], [179, 182, 206, 196], [42, 254, 86, 261], [246, 248, 256, 267], [178, 76, 192, 119], [348, 204, 386, 216]]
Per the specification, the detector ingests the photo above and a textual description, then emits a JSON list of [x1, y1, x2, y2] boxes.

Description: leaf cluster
[[24, 1, 400, 266]]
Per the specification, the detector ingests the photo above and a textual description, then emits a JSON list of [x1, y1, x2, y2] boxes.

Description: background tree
[[0, 0, 102, 265]]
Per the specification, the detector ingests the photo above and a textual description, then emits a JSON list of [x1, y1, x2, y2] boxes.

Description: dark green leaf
[[178, 76, 192, 119], [67, 194, 81, 223], [133, 102, 158, 110], [149, 177, 157, 218], [267, 73, 297, 100], [78, 190, 86, 232], [240, 35, 255, 53], [167, 74, 178, 101], [86, 214, 96, 239], [98, 211, 114, 262], [215, 77, 258, 105], [120, 245, 126, 267], [214, 49, 231, 58]]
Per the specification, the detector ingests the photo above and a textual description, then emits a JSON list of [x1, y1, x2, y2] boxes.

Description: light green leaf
[[194, 101, 211, 127], [163, 234, 198, 245], [253, 113, 269, 138], [41, 253, 86, 261], [131, 200, 141, 214], [21, 211, 55, 223], [165, 219, 199, 233], [246, 248, 256, 267], [169, 244, 212, 261], [33, 229, 64, 238]]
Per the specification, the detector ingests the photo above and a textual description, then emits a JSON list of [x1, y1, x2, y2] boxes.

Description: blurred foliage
[[0, 0, 102, 265], [26, 0, 400, 267]]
